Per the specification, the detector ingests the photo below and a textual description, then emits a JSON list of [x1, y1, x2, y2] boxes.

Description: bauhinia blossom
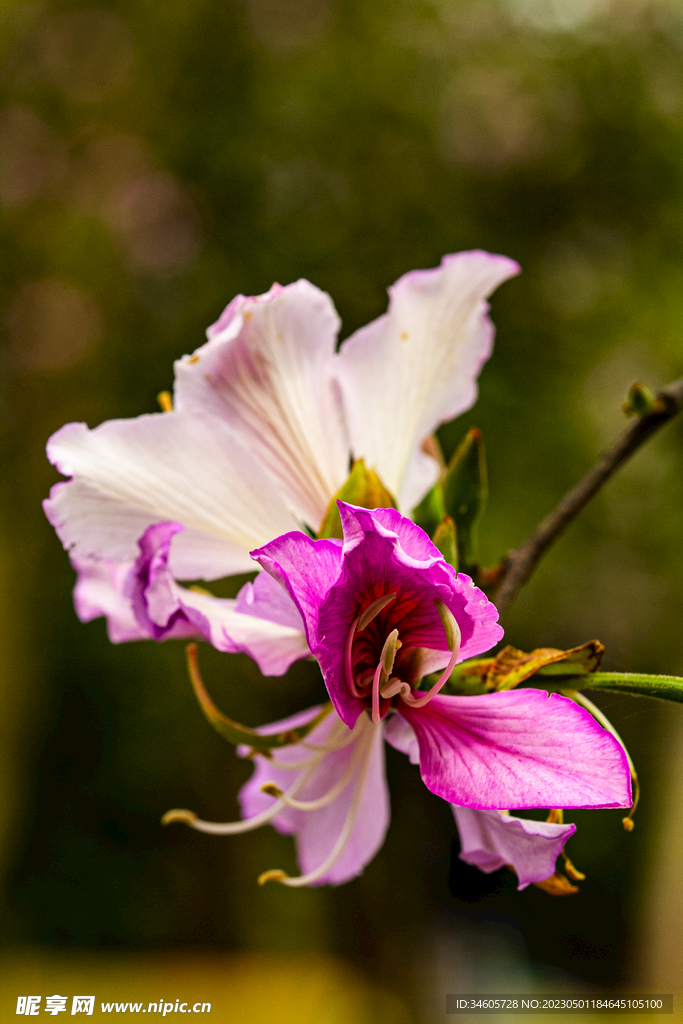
[[44, 252, 519, 654], [164, 503, 631, 887]]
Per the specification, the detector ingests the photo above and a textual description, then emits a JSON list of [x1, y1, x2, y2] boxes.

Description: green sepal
[[442, 427, 487, 575], [411, 482, 445, 538], [317, 459, 397, 539], [545, 671, 683, 704], [186, 644, 332, 750], [432, 515, 458, 570]]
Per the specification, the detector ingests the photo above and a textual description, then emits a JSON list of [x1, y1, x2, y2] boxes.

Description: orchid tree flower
[[44, 252, 518, 648], [163, 502, 631, 887]]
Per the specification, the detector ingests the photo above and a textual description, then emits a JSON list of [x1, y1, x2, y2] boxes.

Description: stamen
[[380, 677, 412, 700], [372, 628, 400, 723], [162, 738, 330, 835], [258, 721, 378, 887], [344, 616, 362, 698], [157, 390, 173, 412], [265, 727, 368, 811], [400, 600, 461, 709], [357, 592, 397, 632], [161, 798, 286, 835]]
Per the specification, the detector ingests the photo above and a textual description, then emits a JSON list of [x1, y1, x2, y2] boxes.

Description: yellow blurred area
[[0, 949, 411, 1023]]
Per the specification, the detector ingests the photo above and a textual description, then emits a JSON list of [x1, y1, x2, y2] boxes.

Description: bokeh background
[[2, 0, 683, 1019]]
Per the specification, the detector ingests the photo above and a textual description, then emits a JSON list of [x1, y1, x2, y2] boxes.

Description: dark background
[[1, 0, 683, 1019]]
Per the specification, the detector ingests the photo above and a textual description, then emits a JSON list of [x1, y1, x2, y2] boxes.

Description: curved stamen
[[357, 591, 397, 632], [261, 719, 368, 811], [258, 720, 379, 888], [372, 628, 401, 723], [380, 677, 412, 700], [162, 734, 330, 835], [162, 798, 286, 836], [344, 616, 362, 698], [400, 600, 461, 710]]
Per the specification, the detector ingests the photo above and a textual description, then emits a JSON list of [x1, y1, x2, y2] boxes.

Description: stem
[[491, 378, 683, 613]]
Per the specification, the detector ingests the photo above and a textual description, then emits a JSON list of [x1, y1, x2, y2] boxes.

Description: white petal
[[45, 412, 300, 580], [335, 252, 520, 511], [174, 281, 350, 531]]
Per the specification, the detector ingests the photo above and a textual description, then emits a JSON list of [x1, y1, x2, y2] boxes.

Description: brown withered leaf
[[485, 640, 605, 692]]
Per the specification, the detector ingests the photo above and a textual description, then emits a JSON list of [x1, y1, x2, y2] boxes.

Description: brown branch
[[490, 378, 683, 614]]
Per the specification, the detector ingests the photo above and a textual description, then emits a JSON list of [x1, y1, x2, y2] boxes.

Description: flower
[[252, 503, 632, 809], [163, 502, 631, 887], [165, 701, 578, 890], [44, 252, 519, 651]]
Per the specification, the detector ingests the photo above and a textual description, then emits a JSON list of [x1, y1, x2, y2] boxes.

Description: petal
[[235, 570, 305, 632], [452, 807, 576, 890], [250, 530, 343, 643], [239, 708, 390, 885], [383, 713, 420, 765], [71, 523, 309, 675], [399, 689, 632, 809], [313, 504, 502, 726], [45, 412, 299, 580], [174, 281, 349, 531], [335, 252, 520, 510], [71, 554, 150, 643]]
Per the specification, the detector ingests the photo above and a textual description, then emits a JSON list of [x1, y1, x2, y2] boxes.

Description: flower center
[[345, 593, 462, 723]]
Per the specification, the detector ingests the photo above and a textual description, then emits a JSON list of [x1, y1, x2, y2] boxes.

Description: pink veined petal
[[250, 530, 343, 644], [335, 251, 520, 511], [71, 554, 151, 643], [173, 280, 350, 532], [44, 411, 299, 581], [452, 806, 576, 890], [238, 707, 390, 886], [71, 522, 309, 675], [235, 569, 305, 632], [399, 690, 632, 810]]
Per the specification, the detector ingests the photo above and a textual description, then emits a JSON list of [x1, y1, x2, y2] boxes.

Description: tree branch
[[490, 378, 683, 614]]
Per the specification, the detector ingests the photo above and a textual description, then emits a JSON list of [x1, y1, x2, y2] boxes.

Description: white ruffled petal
[[45, 411, 299, 580], [174, 281, 349, 531], [335, 252, 519, 511]]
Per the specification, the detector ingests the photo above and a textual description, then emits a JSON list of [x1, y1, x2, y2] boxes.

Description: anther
[[357, 592, 397, 632], [258, 869, 288, 886], [563, 855, 586, 882], [162, 809, 197, 826], [157, 391, 173, 412], [261, 783, 284, 798]]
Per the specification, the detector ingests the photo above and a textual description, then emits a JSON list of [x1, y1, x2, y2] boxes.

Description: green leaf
[[186, 644, 332, 750], [545, 671, 683, 704], [432, 515, 458, 569], [317, 459, 397, 539], [442, 427, 487, 575]]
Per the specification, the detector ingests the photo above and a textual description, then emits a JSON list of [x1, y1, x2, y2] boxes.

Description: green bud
[[317, 459, 397, 539]]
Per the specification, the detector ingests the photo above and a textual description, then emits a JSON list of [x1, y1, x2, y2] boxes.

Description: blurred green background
[[2, 0, 683, 1019]]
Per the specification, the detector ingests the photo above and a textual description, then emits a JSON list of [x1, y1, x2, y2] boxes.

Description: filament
[[259, 719, 378, 887], [357, 592, 397, 632]]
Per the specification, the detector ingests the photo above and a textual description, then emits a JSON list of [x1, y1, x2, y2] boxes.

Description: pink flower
[[165, 504, 630, 887], [44, 253, 519, 651]]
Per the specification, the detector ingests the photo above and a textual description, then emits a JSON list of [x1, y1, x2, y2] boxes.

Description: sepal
[[432, 515, 458, 570], [186, 643, 331, 751], [317, 459, 397, 539], [442, 427, 487, 576]]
